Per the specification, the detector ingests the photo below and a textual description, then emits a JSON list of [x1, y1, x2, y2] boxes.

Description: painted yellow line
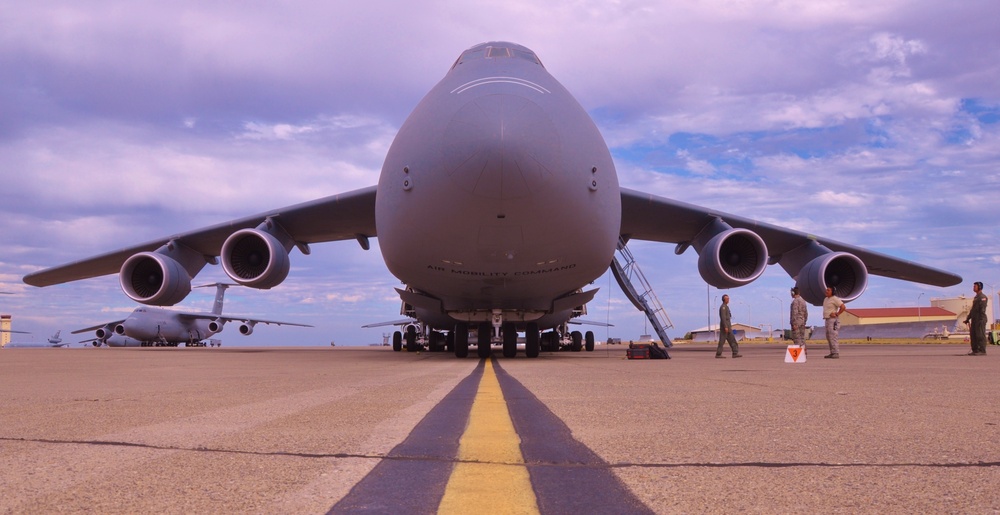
[[438, 359, 539, 514]]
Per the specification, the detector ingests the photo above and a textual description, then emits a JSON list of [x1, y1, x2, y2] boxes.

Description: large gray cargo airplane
[[23, 41, 961, 358], [72, 283, 311, 347]]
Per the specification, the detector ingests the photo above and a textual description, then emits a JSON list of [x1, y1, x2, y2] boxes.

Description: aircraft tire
[[571, 331, 583, 352], [525, 323, 540, 358], [541, 331, 558, 352], [502, 322, 517, 358], [585, 331, 595, 352], [405, 326, 418, 352], [392, 331, 402, 352], [454, 323, 469, 358], [428, 331, 444, 352], [477, 322, 492, 359]]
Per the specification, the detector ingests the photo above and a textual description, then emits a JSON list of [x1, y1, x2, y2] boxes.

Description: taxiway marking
[[438, 358, 539, 514], [329, 356, 651, 514]]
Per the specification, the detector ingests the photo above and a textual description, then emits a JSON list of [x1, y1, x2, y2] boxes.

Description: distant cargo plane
[[3, 331, 68, 348], [72, 283, 311, 347], [23, 41, 961, 358]]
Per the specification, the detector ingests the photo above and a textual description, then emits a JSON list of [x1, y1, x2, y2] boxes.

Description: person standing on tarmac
[[822, 287, 846, 359], [965, 281, 988, 356], [790, 286, 809, 350], [716, 294, 742, 359]]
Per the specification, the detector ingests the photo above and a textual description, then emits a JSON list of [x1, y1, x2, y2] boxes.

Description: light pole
[[917, 292, 924, 322], [987, 283, 998, 329], [713, 295, 719, 340], [771, 295, 783, 340], [706, 284, 711, 339]]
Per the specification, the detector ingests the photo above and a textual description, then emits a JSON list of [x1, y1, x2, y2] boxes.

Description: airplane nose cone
[[442, 94, 561, 199]]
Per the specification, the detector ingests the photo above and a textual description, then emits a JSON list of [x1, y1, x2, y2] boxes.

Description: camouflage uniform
[[965, 291, 988, 355], [717, 302, 740, 357], [790, 294, 809, 347], [822, 294, 844, 357]]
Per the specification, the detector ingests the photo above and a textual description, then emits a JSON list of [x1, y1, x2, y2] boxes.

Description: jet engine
[[120, 252, 193, 306], [695, 228, 768, 289], [221, 223, 292, 289], [208, 319, 224, 333], [238, 322, 255, 335], [795, 252, 868, 305], [95, 327, 113, 340]]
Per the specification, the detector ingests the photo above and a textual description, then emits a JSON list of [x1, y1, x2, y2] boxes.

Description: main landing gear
[[392, 322, 596, 359]]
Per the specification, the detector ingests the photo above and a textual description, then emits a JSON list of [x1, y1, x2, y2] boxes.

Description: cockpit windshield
[[450, 42, 544, 70]]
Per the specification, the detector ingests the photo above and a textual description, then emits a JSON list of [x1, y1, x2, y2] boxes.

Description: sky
[[1, 0, 998, 347]]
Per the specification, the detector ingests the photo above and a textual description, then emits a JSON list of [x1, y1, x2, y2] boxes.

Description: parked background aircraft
[[72, 283, 312, 347], [3, 331, 71, 348], [23, 42, 961, 358]]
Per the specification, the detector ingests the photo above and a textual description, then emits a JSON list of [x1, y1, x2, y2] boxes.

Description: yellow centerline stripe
[[438, 359, 540, 514]]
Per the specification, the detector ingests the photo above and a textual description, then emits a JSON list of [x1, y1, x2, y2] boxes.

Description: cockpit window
[[451, 44, 544, 69], [486, 46, 510, 58]]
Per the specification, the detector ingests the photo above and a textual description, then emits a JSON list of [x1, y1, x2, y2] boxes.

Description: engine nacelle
[[120, 252, 193, 306], [239, 323, 255, 336], [795, 252, 869, 305], [208, 319, 224, 333], [696, 229, 768, 288], [114, 324, 126, 335], [221, 229, 291, 289], [95, 327, 112, 339]]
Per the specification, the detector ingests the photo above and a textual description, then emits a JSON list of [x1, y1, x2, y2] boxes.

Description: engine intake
[[221, 228, 291, 289], [697, 228, 768, 288], [239, 323, 255, 335], [120, 252, 193, 306], [795, 252, 868, 305]]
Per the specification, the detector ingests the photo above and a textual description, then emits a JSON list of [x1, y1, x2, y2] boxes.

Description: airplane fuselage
[[376, 43, 621, 329], [118, 307, 217, 344]]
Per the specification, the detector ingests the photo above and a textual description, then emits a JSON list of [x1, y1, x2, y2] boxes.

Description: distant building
[[840, 307, 956, 326], [812, 295, 989, 339], [688, 323, 762, 342]]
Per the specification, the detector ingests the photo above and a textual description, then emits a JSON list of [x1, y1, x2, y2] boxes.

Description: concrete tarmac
[[1, 343, 998, 513]]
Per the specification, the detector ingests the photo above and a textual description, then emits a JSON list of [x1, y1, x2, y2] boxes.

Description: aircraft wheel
[[571, 331, 583, 352], [454, 323, 469, 358], [429, 331, 444, 352], [585, 331, 595, 352], [477, 322, 492, 359], [405, 326, 418, 352], [502, 322, 517, 358], [525, 322, 540, 358], [540, 331, 558, 352], [392, 331, 402, 352]]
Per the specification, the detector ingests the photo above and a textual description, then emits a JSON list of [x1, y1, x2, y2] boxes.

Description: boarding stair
[[611, 237, 674, 347]]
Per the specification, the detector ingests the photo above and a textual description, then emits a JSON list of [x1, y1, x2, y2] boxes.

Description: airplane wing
[[619, 187, 962, 287], [23, 186, 377, 287], [567, 319, 614, 327], [177, 313, 313, 328], [361, 318, 418, 329], [71, 321, 126, 334]]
